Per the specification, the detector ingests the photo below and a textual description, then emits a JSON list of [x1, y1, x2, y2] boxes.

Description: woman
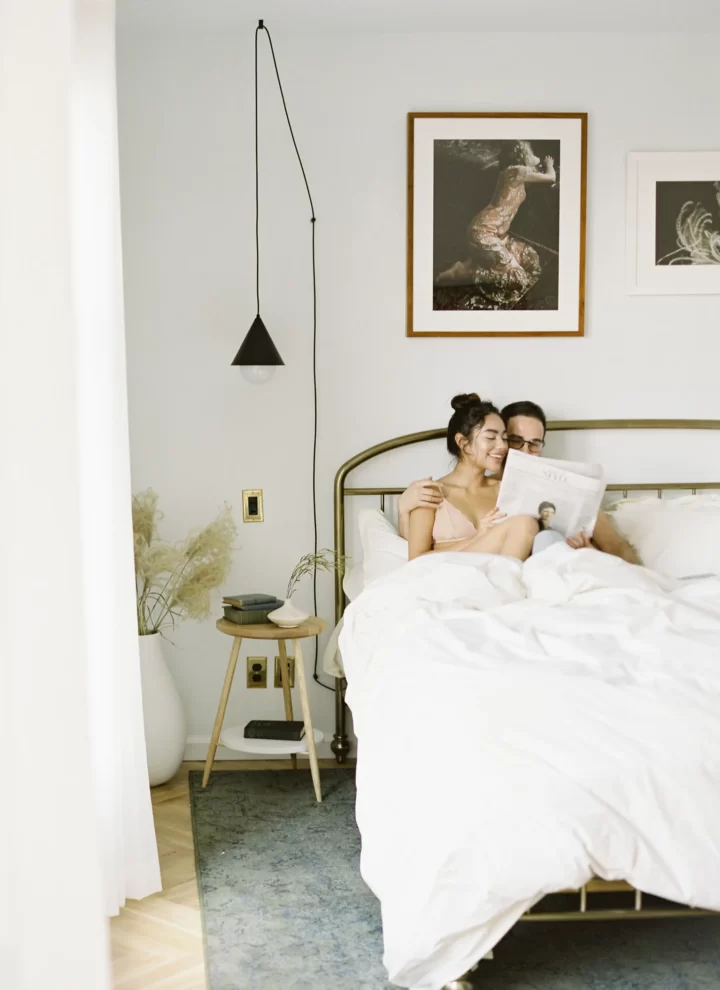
[[408, 394, 538, 561], [437, 142, 556, 304]]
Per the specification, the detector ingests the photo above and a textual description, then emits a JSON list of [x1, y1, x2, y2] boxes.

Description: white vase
[[138, 633, 187, 787], [268, 596, 309, 628]]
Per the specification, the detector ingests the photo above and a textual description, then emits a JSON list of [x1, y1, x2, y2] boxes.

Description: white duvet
[[339, 547, 720, 990]]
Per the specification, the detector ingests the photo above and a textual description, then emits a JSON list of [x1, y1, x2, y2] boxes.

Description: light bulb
[[239, 365, 276, 385]]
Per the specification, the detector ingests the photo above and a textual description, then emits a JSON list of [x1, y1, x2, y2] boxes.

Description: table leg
[[202, 636, 242, 787], [278, 640, 297, 770], [294, 638, 321, 802]]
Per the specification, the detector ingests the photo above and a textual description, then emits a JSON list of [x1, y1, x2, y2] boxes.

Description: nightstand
[[202, 617, 327, 802]]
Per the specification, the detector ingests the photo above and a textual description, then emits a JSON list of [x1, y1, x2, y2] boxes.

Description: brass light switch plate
[[274, 655, 295, 689], [242, 489, 264, 522], [247, 656, 267, 688]]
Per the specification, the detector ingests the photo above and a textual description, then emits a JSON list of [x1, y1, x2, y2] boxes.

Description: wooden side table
[[202, 616, 327, 802]]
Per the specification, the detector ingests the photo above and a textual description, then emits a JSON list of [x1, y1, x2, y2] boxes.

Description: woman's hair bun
[[446, 392, 499, 456], [450, 392, 482, 412]]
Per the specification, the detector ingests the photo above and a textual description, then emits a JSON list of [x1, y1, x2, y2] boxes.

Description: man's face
[[506, 415, 545, 456]]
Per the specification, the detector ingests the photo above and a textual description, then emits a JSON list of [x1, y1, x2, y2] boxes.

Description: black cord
[[254, 25, 260, 315], [261, 23, 333, 692]]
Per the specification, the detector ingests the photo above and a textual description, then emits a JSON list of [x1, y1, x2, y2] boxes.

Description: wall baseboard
[[184, 734, 337, 762]]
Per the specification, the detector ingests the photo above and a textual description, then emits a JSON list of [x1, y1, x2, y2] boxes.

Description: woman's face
[[540, 506, 556, 523], [458, 413, 508, 471]]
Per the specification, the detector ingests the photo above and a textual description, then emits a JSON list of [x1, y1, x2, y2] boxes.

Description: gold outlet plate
[[242, 489, 264, 523], [246, 656, 267, 688], [274, 655, 295, 689]]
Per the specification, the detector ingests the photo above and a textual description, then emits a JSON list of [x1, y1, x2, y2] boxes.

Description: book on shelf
[[225, 599, 283, 612], [244, 719, 306, 741], [222, 593, 278, 608], [223, 605, 276, 625]]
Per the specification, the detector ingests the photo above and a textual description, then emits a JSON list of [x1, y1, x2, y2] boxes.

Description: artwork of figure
[[433, 139, 560, 311]]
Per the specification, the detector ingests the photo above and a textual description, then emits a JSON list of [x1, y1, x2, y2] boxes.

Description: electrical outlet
[[246, 656, 267, 688], [274, 655, 295, 689], [242, 489, 264, 523]]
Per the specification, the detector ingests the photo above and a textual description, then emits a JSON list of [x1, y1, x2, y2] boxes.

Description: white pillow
[[609, 494, 720, 578], [358, 508, 409, 587], [342, 565, 364, 602]]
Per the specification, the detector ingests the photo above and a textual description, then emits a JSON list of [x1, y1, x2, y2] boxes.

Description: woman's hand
[[524, 158, 557, 185], [398, 478, 443, 515], [477, 507, 506, 536], [566, 530, 592, 550]]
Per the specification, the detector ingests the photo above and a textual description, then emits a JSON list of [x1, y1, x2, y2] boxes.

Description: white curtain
[[0, 1, 161, 986], [72, 0, 162, 916]]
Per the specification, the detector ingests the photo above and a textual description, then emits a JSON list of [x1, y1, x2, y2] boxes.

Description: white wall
[[116, 27, 720, 758]]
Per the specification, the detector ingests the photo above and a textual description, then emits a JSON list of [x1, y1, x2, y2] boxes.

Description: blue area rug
[[189, 769, 720, 990]]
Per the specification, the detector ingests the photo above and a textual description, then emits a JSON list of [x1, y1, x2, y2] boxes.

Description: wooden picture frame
[[407, 112, 587, 337]]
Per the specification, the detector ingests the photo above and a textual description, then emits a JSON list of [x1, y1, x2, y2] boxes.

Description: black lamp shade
[[231, 315, 284, 367]]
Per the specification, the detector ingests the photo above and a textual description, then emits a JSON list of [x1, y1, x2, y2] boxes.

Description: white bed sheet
[[339, 546, 720, 990], [322, 566, 365, 678]]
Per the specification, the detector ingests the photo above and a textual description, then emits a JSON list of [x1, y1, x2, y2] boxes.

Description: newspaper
[[496, 449, 606, 539]]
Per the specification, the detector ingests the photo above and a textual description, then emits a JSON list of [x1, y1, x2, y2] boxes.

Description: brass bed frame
[[331, 418, 720, 922]]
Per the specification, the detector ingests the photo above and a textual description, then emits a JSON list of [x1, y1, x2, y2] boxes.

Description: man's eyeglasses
[[507, 435, 545, 453]]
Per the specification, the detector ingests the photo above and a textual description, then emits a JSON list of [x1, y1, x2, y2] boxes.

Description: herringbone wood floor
[[110, 759, 350, 990]]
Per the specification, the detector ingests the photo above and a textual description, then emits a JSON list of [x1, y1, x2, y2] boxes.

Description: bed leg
[[331, 734, 350, 764], [331, 676, 350, 764]]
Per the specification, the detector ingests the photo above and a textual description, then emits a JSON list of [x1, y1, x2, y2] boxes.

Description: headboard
[[328, 418, 720, 763]]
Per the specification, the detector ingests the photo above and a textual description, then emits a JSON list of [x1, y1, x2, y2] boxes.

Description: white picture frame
[[627, 151, 720, 294]]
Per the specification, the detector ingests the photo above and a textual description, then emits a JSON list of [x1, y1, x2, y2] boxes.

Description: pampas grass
[[132, 489, 237, 636], [286, 549, 347, 600]]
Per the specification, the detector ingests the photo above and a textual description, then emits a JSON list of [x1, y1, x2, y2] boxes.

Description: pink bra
[[432, 499, 477, 545]]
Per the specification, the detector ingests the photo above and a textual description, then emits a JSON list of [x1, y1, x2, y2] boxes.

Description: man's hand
[[566, 530, 593, 550], [398, 478, 443, 515]]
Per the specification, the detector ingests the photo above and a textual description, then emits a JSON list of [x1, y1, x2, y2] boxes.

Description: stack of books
[[222, 593, 283, 625]]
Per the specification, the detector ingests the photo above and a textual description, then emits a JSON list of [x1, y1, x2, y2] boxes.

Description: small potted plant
[[132, 490, 236, 784], [269, 549, 347, 628]]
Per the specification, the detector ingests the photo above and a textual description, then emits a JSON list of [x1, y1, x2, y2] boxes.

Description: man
[[397, 399, 640, 564]]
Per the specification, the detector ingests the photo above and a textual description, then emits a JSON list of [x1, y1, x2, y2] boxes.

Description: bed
[[329, 419, 720, 990]]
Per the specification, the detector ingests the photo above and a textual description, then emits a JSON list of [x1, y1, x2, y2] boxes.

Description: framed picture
[[627, 151, 720, 294], [407, 112, 587, 337]]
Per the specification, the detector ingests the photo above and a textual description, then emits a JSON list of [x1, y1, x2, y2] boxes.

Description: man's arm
[[591, 510, 641, 565]]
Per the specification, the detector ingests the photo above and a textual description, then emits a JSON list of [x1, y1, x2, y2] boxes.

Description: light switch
[[242, 489, 264, 523]]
